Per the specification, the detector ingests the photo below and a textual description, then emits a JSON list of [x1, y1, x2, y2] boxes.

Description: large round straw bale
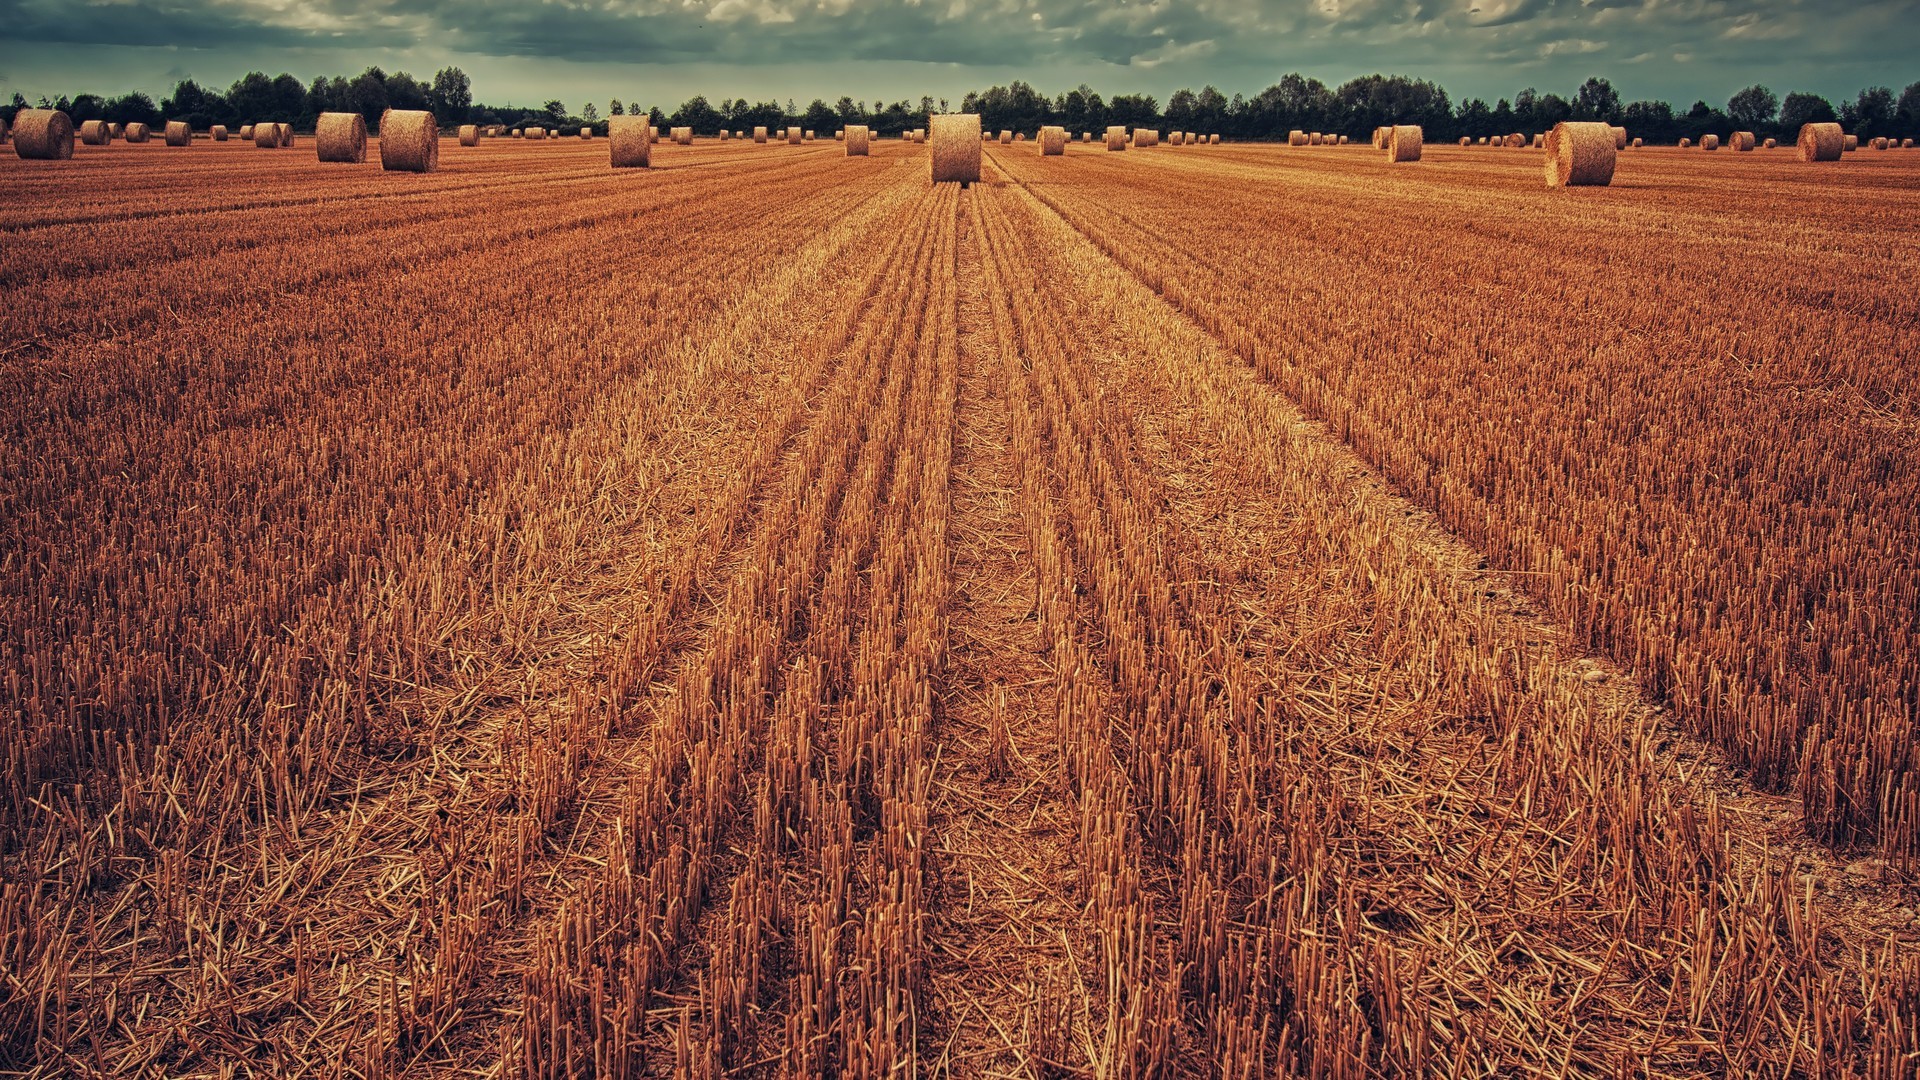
[[1137, 128, 1159, 146], [277, 123, 294, 146], [1371, 127, 1388, 149], [1387, 124, 1422, 162], [1169, 131, 1183, 146], [1873, 136, 1889, 150], [211, 125, 228, 141], [1309, 132, 1322, 145], [1040, 125, 1065, 155], [125, 122, 151, 143], [1209, 134, 1219, 144], [998, 129, 1012, 144], [833, 129, 842, 140], [1107, 125, 1128, 151], [1904, 138, 1914, 149], [109, 122, 124, 138], [0, 117, 9, 144], [1798, 122, 1843, 161], [459, 124, 479, 146], [251, 123, 275, 147], [1609, 126, 1626, 150], [670, 126, 689, 144], [378, 109, 438, 172], [316, 112, 367, 162], [931, 113, 982, 183], [528, 126, 547, 140], [1531, 133, 1544, 148], [1700, 134, 1719, 150], [721, 129, 731, 140], [786, 126, 802, 144], [1506, 132, 1525, 148], [11, 109, 74, 160], [1544, 121, 1616, 187], [1729, 130, 1754, 151], [1289, 129, 1306, 146], [1843, 134, 1858, 151], [79, 119, 112, 145], [165, 121, 191, 146], [913, 129, 925, 143], [609, 115, 651, 167], [754, 126, 767, 143], [846, 124, 870, 155]]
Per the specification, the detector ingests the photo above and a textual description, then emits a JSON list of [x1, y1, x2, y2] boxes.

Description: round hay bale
[[109, 122, 124, 138], [79, 119, 112, 145], [931, 113, 982, 183], [1459, 137, 1470, 146], [754, 126, 768, 143], [1544, 121, 1616, 187], [1108, 125, 1129, 151], [998, 129, 1012, 144], [1798, 122, 1843, 162], [1477, 136, 1488, 145], [1210, 134, 1219, 144], [1136, 129, 1159, 147], [804, 130, 815, 141], [1387, 124, 1422, 162], [11, 109, 74, 160], [1873, 136, 1889, 150], [459, 124, 479, 146], [527, 126, 547, 140], [721, 129, 731, 140], [1289, 130, 1307, 146], [211, 125, 228, 142], [1678, 137, 1692, 148], [1764, 137, 1777, 149], [317, 112, 367, 162], [671, 126, 691, 145], [846, 124, 870, 156], [1310, 132, 1323, 145], [786, 126, 802, 145], [579, 126, 592, 140], [125, 122, 151, 143], [238, 124, 253, 140], [1632, 137, 1643, 148], [1843, 134, 1858, 152], [511, 129, 522, 138], [378, 109, 438, 172], [1040, 125, 1066, 155], [1338, 134, 1349, 145], [0, 117, 9, 144], [1506, 132, 1525, 148], [1904, 138, 1914, 149], [277, 123, 293, 146], [1730, 131, 1755, 151], [164, 120, 191, 146], [253, 123, 277, 147], [1532, 133, 1545, 148], [649, 126, 659, 143], [609, 115, 651, 167], [833, 129, 842, 140], [1371, 127, 1389, 149], [913, 129, 925, 143], [1169, 131, 1184, 146], [1700, 134, 1719, 150]]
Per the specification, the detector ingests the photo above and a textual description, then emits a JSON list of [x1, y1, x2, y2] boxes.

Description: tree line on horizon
[[5, 67, 1918, 143]]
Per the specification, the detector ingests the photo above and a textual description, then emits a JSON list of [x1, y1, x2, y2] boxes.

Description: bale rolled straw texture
[[316, 112, 368, 163], [1210, 134, 1219, 144], [238, 124, 253, 141], [11, 109, 74, 160], [459, 124, 479, 146], [609, 115, 651, 167], [378, 109, 438, 172], [511, 129, 522, 138], [1339, 134, 1350, 145], [0, 117, 9, 144], [252, 123, 276, 147], [672, 126, 691, 144], [1108, 125, 1128, 151], [579, 127, 592, 139], [1700, 134, 1719, 150], [1506, 132, 1525, 148], [1544, 121, 1616, 187], [999, 129, 1012, 144], [1730, 131, 1754, 151], [1610, 126, 1627, 150], [1387, 124, 1422, 162], [913, 129, 925, 143], [1872, 136, 1888, 150], [1372, 126, 1389, 149], [1039, 125, 1065, 154], [834, 129, 842, 140], [804, 130, 814, 140], [1678, 137, 1692, 148], [754, 126, 768, 143], [110, 122, 123, 138], [1843, 134, 1858, 152], [1764, 138, 1777, 149], [165, 121, 191, 146], [1798, 122, 1843, 162], [1290, 130, 1307, 146], [277, 123, 293, 146], [930, 113, 982, 184], [79, 120, 111, 145], [1632, 138, 1643, 148], [1477, 136, 1487, 145], [786, 126, 802, 144], [845, 124, 870, 156], [527, 126, 547, 140], [1532, 133, 1544, 148], [212, 125, 228, 141], [1904, 139, 1914, 149], [649, 126, 659, 142], [1136, 129, 1159, 147], [125, 122, 151, 143], [1310, 132, 1322, 145], [1459, 137, 1470, 146]]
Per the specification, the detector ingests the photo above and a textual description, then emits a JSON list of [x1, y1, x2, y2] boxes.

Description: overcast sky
[[2, 0, 1915, 112]]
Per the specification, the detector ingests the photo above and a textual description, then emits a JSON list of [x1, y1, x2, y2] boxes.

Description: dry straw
[[754, 126, 768, 143], [1459, 136, 1470, 146], [1532, 133, 1545, 148], [125, 122, 151, 143], [846, 124, 870, 156], [1611, 126, 1628, 149], [1678, 137, 1692, 148], [609, 115, 650, 167], [1905, 139, 1915, 148], [11, 109, 74, 160], [930, 113, 982, 183], [804, 130, 814, 140], [1700, 134, 1720, 150], [1798, 122, 1843, 162], [786, 126, 802, 144], [913, 128, 925, 143], [1289, 130, 1307, 146], [459, 124, 479, 146], [1108, 126, 1129, 150], [211, 125, 228, 141], [165, 121, 191, 146], [1872, 136, 1889, 150], [672, 126, 691, 144], [79, 120, 111, 145], [316, 112, 367, 162], [1387, 124, 1422, 162], [1209, 134, 1219, 144], [379, 109, 438, 172], [277, 123, 293, 146], [1843, 134, 1858, 151], [1310, 132, 1323, 145], [834, 129, 842, 140], [527, 126, 547, 140], [1169, 131, 1183, 146], [1040, 125, 1065, 155], [1544, 121, 1616, 187], [252, 123, 276, 147], [1136, 128, 1159, 146], [579, 126, 592, 139], [999, 129, 1012, 144], [109, 122, 123, 137], [1730, 131, 1755, 151], [238, 123, 253, 140], [1372, 126, 1389, 149], [1632, 137, 1643, 147], [1764, 137, 1777, 149]]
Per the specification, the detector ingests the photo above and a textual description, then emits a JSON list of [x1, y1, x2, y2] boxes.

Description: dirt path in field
[[918, 189, 1095, 1076]]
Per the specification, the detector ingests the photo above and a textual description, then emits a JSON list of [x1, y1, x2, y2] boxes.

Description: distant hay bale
[[277, 123, 293, 146], [846, 124, 870, 155], [930, 113, 982, 183], [1477, 136, 1487, 145], [1678, 137, 1692, 148], [511, 129, 522, 138], [378, 109, 438, 172], [1289, 130, 1307, 146], [11, 109, 74, 160], [1209, 134, 1219, 144], [1372, 126, 1388, 149], [1843, 134, 1858, 152], [609, 116, 650, 167], [1013, 131, 1023, 141], [1729, 131, 1754, 151], [1387, 124, 1422, 162], [1136, 129, 1159, 146], [1108, 125, 1128, 151], [252, 123, 277, 147], [913, 129, 925, 143], [527, 126, 547, 140], [1904, 139, 1915, 149], [1169, 131, 1183, 146], [1611, 126, 1628, 150], [1505, 132, 1525, 148], [125, 122, 151, 143], [1532, 133, 1544, 148], [110, 122, 124, 138], [164, 121, 191, 146], [786, 126, 802, 144], [754, 126, 768, 143], [1632, 138, 1643, 148], [239, 123, 253, 140], [1763, 137, 1777, 149], [1338, 134, 1349, 145], [211, 125, 228, 141], [1040, 125, 1065, 154], [1872, 136, 1889, 150], [316, 112, 367, 163], [1459, 137, 1470, 146], [671, 126, 691, 144], [1309, 132, 1323, 145], [579, 127, 592, 139], [1798, 122, 1843, 162], [1700, 134, 1719, 150], [999, 129, 1012, 144], [721, 129, 731, 140], [459, 124, 479, 146], [79, 119, 112, 145], [1544, 121, 1616, 187], [804, 130, 814, 140], [1081, 132, 1090, 141]]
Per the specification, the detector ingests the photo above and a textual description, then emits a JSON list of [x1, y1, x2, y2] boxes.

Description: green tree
[[1726, 85, 1777, 130], [1778, 91, 1837, 133], [429, 67, 471, 122], [1572, 76, 1621, 122]]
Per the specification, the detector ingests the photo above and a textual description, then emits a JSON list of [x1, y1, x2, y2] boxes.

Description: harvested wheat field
[[3, 132, 1919, 1079]]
